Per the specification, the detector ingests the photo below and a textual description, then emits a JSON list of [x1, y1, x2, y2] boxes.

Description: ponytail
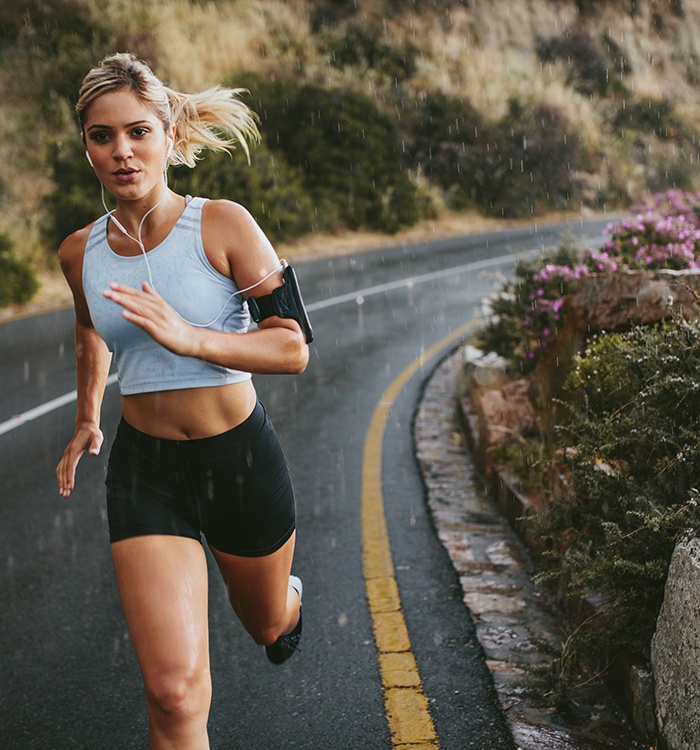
[[166, 86, 260, 168]]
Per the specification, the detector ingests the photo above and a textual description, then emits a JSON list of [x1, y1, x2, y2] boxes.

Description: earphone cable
[[100, 179, 282, 328]]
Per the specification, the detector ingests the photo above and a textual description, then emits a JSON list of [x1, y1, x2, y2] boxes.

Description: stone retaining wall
[[460, 352, 700, 749], [465, 268, 700, 749]]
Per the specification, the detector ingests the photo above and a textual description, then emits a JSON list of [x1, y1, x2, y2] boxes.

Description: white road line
[[1, 235, 601, 437], [0, 374, 119, 437], [305, 234, 601, 312], [306, 251, 523, 311]]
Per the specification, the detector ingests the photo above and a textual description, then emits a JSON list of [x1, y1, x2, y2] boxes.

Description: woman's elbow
[[289, 337, 309, 374], [275, 327, 309, 374]]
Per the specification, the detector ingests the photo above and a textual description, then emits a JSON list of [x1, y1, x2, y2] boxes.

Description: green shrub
[[42, 139, 105, 251], [404, 93, 583, 217], [0, 234, 39, 308], [171, 138, 318, 243], [535, 319, 700, 660], [613, 96, 681, 137], [250, 78, 429, 233], [483, 100, 582, 217], [322, 23, 417, 80], [402, 90, 483, 199], [537, 26, 616, 97]]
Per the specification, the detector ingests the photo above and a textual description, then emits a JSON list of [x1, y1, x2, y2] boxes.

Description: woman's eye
[[90, 132, 110, 143], [132, 127, 149, 137]]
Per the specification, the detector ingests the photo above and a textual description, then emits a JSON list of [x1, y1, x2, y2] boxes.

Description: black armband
[[247, 264, 314, 344]]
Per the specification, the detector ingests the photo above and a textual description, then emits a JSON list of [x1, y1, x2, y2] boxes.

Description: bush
[[43, 139, 106, 251], [403, 92, 583, 217], [613, 96, 681, 138], [594, 188, 700, 271], [402, 90, 483, 199], [321, 23, 417, 80], [475, 234, 586, 371], [485, 100, 582, 217], [171, 138, 318, 243], [534, 319, 700, 660], [537, 26, 616, 96], [250, 78, 429, 233], [0, 234, 39, 308]]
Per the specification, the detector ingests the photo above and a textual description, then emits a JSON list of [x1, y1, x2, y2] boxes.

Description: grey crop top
[[82, 196, 252, 395]]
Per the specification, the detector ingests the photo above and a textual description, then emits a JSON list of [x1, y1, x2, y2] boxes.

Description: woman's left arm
[[103, 200, 309, 374]]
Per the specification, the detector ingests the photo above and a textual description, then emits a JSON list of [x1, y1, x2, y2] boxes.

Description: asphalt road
[[0, 217, 610, 749]]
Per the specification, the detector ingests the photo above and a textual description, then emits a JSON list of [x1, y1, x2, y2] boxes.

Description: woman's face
[[83, 89, 173, 203]]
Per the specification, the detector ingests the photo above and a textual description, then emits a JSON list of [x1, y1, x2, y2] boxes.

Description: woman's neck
[[112, 186, 178, 235], [108, 189, 185, 254]]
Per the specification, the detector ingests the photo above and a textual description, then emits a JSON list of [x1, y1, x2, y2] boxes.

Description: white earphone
[[85, 150, 94, 168]]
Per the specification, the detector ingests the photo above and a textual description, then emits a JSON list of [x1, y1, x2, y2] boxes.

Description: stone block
[[651, 536, 700, 750]]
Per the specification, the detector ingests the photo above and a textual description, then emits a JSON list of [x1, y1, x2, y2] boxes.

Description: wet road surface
[[0, 218, 609, 749]]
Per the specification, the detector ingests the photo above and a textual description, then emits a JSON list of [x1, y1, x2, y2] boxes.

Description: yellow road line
[[361, 321, 480, 748]]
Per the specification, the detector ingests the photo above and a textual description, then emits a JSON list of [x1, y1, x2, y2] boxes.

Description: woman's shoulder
[[200, 198, 267, 249], [201, 197, 255, 226], [57, 220, 99, 275]]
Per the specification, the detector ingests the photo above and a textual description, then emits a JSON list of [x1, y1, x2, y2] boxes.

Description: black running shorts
[[105, 401, 296, 556]]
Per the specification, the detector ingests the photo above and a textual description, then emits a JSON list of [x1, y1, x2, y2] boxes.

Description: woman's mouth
[[114, 168, 138, 183]]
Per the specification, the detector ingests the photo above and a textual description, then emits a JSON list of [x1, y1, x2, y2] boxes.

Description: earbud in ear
[[166, 140, 174, 160], [85, 150, 94, 168]]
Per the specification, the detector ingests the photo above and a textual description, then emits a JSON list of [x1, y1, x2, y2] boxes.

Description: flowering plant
[[599, 212, 700, 271], [475, 236, 585, 370], [525, 262, 591, 356], [479, 189, 700, 370]]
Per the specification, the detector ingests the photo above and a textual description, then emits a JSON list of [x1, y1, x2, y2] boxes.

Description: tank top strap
[[84, 213, 110, 258], [185, 195, 207, 210]]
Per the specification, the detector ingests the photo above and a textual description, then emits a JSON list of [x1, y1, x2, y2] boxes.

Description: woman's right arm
[[56, 231, 113, 498]]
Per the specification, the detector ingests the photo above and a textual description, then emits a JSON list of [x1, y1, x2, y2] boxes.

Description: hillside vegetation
[[1, 0, 700, 305]]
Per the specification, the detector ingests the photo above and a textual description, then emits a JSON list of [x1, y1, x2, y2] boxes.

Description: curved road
[[0, 218, 609, 749]]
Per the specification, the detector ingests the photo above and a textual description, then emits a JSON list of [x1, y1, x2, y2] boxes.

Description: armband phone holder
[[247, 263, 314, 344]]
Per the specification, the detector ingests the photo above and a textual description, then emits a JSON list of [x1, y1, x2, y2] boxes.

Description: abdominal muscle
[[120, 379, 258, 440]]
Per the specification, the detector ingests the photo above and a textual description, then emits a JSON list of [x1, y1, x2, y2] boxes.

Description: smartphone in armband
[[247, 264, 314, 344]]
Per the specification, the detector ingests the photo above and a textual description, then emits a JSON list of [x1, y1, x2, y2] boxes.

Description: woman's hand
[[103, 281, 198, 357], [56, 422, 104, 498]]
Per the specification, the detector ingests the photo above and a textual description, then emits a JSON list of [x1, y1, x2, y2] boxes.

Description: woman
[[56, 52, 308, 749]]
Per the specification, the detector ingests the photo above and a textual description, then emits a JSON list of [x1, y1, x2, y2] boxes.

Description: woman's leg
[[111, 535, 212, 750], [210, 532, 300, 647]]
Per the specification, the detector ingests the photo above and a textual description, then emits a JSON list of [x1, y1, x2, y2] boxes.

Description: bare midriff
[[121, 379, 258, 439]]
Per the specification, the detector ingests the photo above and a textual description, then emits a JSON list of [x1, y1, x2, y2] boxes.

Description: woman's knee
[[244, 616, 287, 647], [145, 663, 212, 728]]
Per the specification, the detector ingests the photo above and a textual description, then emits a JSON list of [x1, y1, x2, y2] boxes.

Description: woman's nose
[[111, 135, 133, 161]]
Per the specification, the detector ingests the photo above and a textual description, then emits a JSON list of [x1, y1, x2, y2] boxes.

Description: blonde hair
[[76, 52, 260, 167]]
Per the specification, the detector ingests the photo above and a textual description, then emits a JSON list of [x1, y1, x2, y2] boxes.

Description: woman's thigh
[[111, 535, 211, 691]]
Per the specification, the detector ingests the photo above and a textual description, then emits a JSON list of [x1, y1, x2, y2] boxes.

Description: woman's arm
[[56, 231, 113, 498], [103, 200, 310, 374]]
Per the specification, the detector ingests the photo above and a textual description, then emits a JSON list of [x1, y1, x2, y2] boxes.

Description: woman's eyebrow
[[86, 119, 151, 132]]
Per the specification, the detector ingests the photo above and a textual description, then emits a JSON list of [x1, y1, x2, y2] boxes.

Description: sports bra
[[82, 196, 252, 395]]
